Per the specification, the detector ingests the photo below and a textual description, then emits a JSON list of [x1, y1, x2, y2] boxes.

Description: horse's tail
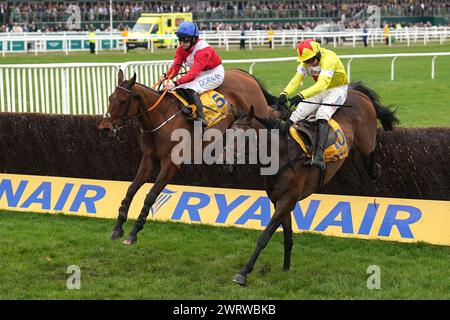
[[349, 81, 400, 131], [234, 68, 277, 106]]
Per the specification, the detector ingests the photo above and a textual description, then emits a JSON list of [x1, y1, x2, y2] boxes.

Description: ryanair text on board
[[1, 173, 449, 246]]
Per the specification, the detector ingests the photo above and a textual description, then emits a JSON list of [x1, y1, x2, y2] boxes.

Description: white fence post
[[249, 62, 256, 75], [347, 58, 353, 82], [390, 56, 397, 81], [431, 56, 437, 79]]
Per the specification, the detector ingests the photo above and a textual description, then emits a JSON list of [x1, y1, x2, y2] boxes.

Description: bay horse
[[229, 82, 399, 285], [99, 68, 276, 245]]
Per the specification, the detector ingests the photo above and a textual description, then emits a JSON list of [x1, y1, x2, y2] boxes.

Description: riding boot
[[279, 119, 293, 135], [305, 119, 329, 170], [188, 90, 207, 127]]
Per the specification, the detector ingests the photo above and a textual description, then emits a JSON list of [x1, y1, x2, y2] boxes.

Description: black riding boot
[[305, 119, 329, 170], [279, 119, 293, 135], [188, 90, 207, 127]]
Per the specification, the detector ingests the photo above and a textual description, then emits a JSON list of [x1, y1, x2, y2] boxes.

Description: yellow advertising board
[[1, 173, 449, 246]]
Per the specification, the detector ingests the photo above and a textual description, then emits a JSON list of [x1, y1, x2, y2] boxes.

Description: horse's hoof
[[110, 228, 124, 240], [122, 236, 137, 245], [232, 273, 247, 286]]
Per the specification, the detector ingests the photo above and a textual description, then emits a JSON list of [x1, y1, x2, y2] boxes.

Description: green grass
[[1, 210, 449, 299], [1, 43, 449, 127]]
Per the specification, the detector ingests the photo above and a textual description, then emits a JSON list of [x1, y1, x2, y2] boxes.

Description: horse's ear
[[248, 105, 255, 120], [130, 73, 137, 86], [118, 69, 124, 84]]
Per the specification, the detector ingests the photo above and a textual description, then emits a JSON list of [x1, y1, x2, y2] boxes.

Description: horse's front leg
[[123, 160, 178, 245], [282, 214, 293, 272], [232, 196, 296, 286], [111, 156, 158, 240]]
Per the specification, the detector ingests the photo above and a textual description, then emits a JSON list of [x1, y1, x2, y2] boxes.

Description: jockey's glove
[[289, 94, 304, 107], [277, 93, 288, 106]]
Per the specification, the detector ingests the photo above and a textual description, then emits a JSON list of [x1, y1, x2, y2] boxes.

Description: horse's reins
[[114, 69, 187, 133], [140, 66, 192, 132], [139, 67, 189, 116], [107, 65, 192, 134], [151, 64, 188, 91]]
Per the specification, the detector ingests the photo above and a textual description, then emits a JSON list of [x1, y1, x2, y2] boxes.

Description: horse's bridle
[[104, 84, 178, 134], [225, 111, 258, 165], [230, 111, 254, 130], [103, 85, 134, 135]]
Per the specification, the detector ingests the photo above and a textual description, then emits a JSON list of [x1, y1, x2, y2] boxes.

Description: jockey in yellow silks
[[277, 39, 348, 170]]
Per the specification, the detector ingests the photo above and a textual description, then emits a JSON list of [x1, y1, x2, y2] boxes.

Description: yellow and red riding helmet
[[297, 39, 321, 62]]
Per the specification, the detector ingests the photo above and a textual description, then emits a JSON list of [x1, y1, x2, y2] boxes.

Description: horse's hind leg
[[362, 151, 381, 181], [232, 195, 296, 286], [354, 119, 380, 181], [111, 156, 158, 240], [282, 214, 293, 272]]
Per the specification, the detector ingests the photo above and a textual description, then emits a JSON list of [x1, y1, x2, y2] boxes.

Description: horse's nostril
[[100, 128, 113, 138]]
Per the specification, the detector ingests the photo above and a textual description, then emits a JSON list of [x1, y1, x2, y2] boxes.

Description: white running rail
[[0, 52, 449, 115]]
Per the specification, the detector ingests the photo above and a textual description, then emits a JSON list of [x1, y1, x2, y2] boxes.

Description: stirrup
[[311, 159, 326, 171], [195, 117, 207, 127], [305, 153, 325, 170]]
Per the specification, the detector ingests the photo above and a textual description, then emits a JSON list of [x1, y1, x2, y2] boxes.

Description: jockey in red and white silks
[[162, 22, 224, 126]]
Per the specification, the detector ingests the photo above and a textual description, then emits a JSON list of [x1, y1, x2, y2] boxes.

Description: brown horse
[[229, 82, 399, 286], [99, 68, 276, 245]]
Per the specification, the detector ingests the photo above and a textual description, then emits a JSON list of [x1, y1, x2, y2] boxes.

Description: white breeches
[[175, 65, 225, 94], [290, 84, 348, 122]]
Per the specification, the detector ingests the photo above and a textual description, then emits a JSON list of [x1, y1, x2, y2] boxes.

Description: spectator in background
[[0, 0, 449, 33], [267, 26, 274, 48], [362, 24, 368, 47], [122, 25, 129, 51], [383, 22, 390, 45], [240, 26, 246, 49], [12, 23, 23, 33], [88, 28, 96, 54], [0, 3, 5, 26]]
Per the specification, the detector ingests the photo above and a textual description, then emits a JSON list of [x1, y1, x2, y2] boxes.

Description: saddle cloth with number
[[169, 90, 228, 127], [289, 119, 349, 162]]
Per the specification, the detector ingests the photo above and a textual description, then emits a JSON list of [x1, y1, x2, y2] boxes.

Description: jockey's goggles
[[303, 56, 317, 64], [178, 36, 193, 43]]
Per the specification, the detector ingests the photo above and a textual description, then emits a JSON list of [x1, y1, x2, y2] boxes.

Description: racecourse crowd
[[0, 18, 437, 34], [0, 0, 448, 33]]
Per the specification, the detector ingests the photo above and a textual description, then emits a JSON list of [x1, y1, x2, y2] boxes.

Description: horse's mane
[[136, 82, 161, 95]]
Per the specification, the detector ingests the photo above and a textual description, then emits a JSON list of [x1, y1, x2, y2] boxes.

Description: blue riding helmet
[[175, 22, 199, 38]]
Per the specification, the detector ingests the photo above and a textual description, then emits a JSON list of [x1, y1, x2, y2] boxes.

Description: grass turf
[[0, 210, 449, 299]]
